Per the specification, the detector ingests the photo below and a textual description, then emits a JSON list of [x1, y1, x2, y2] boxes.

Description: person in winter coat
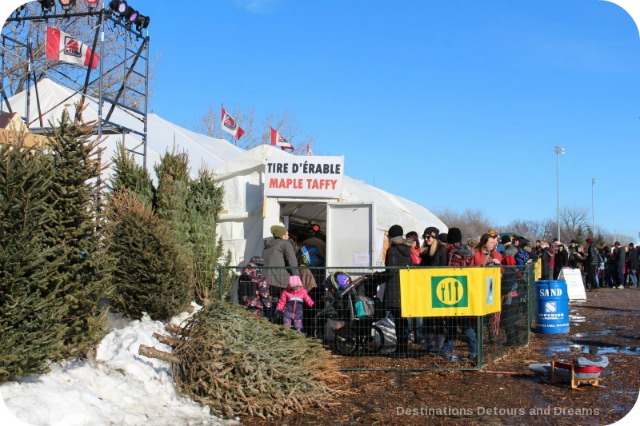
[[626, 243, 638, 288], [406, 231, 422, 266], [262, 222, 300, 300], [539, 240, 554, 281], [613, 242, 626, 288], [569, 243, 586, 271], [446, 227, 477, 360], [471, 230, 503, 344], [420, 226, 447, 266], [237, 256, 272, 317], [405, 231, 424, 346], [384, 224, 413, 357], [419, 226, 449, 356], [471, 231, 503, 266], [276, 275, 314, 332], [501, 236, 519, 264], [553, 243, 569, 279], [585, 238, 600, 291]]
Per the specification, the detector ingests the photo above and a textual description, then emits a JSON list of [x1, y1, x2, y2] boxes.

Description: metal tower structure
[[1, 0, 150, 168]]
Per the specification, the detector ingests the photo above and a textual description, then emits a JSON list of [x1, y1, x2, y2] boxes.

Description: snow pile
[[0, 308, 239, 426]]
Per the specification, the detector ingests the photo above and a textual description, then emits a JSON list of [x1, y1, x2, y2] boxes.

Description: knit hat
[[288, 275, 303, 288], [585, 238, 593, 245], [270, 222, 287, 238], [388, 224, 404, 239], [249, 256, 264, 266], [501, 235, 511, 245], [422, 226, 439, 239], [448, 227, 462, 244], [438, 233, 448, 244]]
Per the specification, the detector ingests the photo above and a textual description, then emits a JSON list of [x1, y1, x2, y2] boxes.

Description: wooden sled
[[550, 360, 602, 390]]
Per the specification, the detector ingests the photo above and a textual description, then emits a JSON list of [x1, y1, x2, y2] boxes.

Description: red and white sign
[[270, 127, 294, 151], [221, 106, 245, 139], [45, 26, 99, 69], [264, 156, 344, 198]]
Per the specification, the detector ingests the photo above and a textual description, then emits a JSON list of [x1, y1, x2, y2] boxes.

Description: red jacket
[[276, 286, 314, 311], [471, 249, 503, 266]]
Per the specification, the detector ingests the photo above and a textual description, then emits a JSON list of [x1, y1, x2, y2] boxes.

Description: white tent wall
[[1, 79, 243, 182], [213, 145, 447, 266]]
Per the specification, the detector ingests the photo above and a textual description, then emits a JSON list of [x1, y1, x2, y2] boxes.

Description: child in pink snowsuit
[[276, 275, 314, 332]]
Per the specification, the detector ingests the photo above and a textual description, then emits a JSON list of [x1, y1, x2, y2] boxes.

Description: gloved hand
[[267, 308, 283, 324]]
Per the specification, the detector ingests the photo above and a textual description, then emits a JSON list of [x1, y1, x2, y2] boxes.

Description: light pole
[[592, 178, 597, 235], [555, 146, 565, 242]]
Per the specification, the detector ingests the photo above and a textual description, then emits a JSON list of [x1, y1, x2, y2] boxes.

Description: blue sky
[[2, 0, 639, 240]]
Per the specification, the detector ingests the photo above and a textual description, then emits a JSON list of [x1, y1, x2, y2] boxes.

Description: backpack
[[447, 245, 473, 267], [354, 294, 376, 319], [298, 244, 324, 266]]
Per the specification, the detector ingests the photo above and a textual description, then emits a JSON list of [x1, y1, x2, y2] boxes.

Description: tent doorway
[[278, 200, 374, 268]]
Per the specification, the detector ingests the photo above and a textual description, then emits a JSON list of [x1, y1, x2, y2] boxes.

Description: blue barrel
[[535, 280, 570, 334]]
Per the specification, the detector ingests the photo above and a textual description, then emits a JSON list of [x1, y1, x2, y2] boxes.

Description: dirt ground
[[244, 287, 640, 425]]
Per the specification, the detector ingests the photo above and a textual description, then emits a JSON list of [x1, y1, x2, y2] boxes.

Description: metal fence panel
[[220, 264, 533, 371]]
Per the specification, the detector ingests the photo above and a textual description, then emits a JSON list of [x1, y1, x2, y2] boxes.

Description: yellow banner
[[400, 267, 502, 317]]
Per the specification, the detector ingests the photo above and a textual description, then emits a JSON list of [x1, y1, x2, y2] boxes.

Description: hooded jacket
[[276, 282, 314, 311], [384, 236, 414, 309], [262, 237, 300, 289]]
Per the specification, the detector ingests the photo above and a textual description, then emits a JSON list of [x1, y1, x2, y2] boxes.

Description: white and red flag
[[45, 26, 99, 69], [306, 144, 313, 156], [270, 127, 294, 151], [220, 106, 245, 139]]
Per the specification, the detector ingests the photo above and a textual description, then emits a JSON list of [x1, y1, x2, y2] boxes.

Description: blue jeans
[[629, 271, 638, 287], [407, 317, 424, 343], [463, 326, 478, 356]]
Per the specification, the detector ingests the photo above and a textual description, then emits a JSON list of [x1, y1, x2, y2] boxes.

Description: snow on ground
[[0, 306, 239, 426]]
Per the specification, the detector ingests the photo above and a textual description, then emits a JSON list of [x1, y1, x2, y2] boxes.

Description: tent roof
[[4, 80, 446, 234], [2, 79, 243, 179]]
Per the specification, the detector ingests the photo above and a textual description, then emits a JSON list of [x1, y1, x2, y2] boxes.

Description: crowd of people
[[530, 237, 638, 291], [233, 220, 638, 360]]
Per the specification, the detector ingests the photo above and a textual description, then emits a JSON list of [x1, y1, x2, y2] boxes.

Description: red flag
[[220, 106, 245, 139], [45, 26, 99, 69], [306, 144, 313, 156], [270, 127, 294, 151]]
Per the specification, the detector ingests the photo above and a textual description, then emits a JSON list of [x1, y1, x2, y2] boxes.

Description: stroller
[[320, 271, 386, 355]]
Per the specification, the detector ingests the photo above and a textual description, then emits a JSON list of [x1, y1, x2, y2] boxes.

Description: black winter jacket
[[384, 237, 413, 309], [262, 237, 299, 289]]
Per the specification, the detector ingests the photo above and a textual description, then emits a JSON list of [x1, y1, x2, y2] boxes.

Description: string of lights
[[31, 1, 150, 32]]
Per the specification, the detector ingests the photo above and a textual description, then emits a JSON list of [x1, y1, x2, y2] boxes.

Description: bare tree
[[193, 106, 315, 154], [559, 207, 589, 242], [433, 207, 493, 240]]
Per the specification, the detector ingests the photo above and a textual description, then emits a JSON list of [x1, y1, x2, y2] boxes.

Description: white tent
[[213, 144, 447, 267], [1, 78, 244, 181], [3, 79, 447, 267]]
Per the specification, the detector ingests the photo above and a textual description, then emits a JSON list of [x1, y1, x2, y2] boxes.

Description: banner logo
[[431, 276, 468, 308]]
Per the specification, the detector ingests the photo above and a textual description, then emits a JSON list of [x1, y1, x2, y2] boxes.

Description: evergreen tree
[[107, 190, 191, 320], [0, 141, 67, 381], [154, 148, 192, 261], [188, 168, 226, 304], [46, 112, 113, 357], [109, 143, 155, 209]]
